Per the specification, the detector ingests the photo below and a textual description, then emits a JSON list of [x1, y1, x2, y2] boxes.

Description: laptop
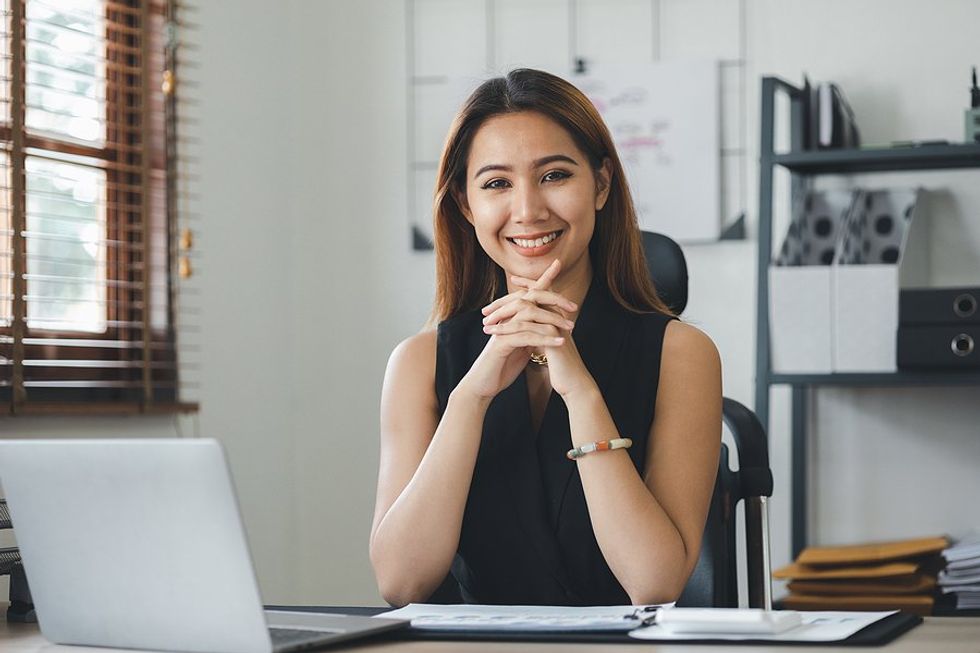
[[0, 438, 407, 653]]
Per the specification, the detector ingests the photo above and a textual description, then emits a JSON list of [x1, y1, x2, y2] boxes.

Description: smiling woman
[[370, 69, 722, 607]]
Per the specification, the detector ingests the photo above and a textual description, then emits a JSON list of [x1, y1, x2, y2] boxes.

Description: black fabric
[[435, 276, 673, 605]]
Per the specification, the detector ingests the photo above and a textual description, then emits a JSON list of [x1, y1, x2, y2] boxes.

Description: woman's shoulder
[[388, 329, 438, 376], [661, 320, 721, 373]]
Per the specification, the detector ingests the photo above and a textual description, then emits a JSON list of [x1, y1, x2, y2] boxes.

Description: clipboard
[[267, 605, 922, 647]]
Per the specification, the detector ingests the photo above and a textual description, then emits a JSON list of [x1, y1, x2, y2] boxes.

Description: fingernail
[[482, 316, 489, 324], [553, 337, 564, 344], [565, 320, 575, 329]]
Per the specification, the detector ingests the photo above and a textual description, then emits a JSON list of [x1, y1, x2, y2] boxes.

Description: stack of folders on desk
[[774, 535, 948, 616], [939, 533, 980, 610]]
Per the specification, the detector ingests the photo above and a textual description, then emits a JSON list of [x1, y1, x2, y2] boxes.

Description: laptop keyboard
[[268, 627, 336, 651]]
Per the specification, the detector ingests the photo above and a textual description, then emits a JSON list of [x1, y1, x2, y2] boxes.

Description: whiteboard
[[576, 60, 721, 242]]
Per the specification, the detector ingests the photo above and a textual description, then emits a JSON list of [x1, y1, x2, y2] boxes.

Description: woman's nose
[[512, 184, 548, 224]]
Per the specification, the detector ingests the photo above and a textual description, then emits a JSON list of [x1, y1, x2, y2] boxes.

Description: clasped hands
[[457, 260, 599, 402]]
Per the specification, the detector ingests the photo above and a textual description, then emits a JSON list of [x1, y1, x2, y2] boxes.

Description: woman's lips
[[506, 230, 563, 257]]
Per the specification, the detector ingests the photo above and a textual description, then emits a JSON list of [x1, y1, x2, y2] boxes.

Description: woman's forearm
[[370, 387, 489, 606], [565, 388, 693, 604]]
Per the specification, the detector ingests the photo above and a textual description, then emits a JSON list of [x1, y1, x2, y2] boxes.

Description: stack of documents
[[940, 532, 980, 610], [774, 536, 948, 616]]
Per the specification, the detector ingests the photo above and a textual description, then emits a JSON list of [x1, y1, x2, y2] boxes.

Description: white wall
[[3, 0, 979, 607]]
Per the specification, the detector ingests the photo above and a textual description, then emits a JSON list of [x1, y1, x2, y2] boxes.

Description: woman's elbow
[[627, 581, 686, 607], [371, 551, 437, 607], [376, 575, 434, 608], [624, 562, 694, 605]]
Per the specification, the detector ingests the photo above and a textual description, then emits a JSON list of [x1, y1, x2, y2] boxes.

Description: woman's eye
[[482, 178, 510, 190], [542, 170, 571, 183]]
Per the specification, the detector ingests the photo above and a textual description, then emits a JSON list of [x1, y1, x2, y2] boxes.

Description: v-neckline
[[525, 368, 554, 437]]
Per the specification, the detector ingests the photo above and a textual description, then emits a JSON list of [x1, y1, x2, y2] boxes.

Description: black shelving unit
[[754, 76, 980, 558]]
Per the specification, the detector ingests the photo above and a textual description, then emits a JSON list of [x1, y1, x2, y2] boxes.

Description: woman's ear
[[595, 158, 613, 211], [454, 187, 474, 224]]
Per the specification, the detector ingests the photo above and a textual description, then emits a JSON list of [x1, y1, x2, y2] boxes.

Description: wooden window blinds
[[0, 0, 198, 415]]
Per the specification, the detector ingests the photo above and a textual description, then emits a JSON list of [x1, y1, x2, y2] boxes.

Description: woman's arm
[[369, 331, 489, 607], [568, 320, 722, 604]]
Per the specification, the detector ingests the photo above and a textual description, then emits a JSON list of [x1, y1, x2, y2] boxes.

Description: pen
[[626, 605, 661, 627]]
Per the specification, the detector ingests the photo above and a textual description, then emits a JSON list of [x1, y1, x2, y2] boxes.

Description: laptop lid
[[0, 438, 278, 653]]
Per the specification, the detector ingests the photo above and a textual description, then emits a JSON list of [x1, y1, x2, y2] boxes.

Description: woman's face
[[460, 111, 611, 289]]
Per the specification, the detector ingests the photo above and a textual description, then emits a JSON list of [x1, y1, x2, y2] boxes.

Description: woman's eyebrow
[[472, 154, 580, 180], [533, 154, 579, 168]]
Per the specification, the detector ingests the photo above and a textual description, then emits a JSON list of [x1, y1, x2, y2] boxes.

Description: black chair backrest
[[641, 231, 688, 315]]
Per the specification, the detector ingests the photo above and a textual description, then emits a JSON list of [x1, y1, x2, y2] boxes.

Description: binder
[[897, 325, 980, 370], [900, 287, 980, 325], [802, 76, 861, 150]]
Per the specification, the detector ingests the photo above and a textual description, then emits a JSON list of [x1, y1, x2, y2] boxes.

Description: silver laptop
[[0, 438, 406, 653]]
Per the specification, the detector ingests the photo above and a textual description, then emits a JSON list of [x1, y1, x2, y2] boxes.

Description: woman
[[370, 69, 721, 607]]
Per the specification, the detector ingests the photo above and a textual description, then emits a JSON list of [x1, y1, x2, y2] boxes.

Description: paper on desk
[[376, 603, 671, 632], [629, 610, 897, 642]]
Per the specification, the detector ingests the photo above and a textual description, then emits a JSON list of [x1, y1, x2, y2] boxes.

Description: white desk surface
[[4, 614, 980, 653]]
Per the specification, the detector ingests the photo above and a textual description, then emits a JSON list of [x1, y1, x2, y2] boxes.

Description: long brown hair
[[431, 68, 672, 322]]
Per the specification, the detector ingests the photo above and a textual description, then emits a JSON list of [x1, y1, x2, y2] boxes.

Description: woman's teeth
[[512, 231, 561, 248]]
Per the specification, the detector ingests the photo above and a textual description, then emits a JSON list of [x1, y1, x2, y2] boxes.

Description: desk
[[4, 613, 980, 653]]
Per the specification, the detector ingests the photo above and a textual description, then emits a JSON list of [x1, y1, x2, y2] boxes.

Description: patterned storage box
[[770, 190, 858, 373], [833, 188, 930, 372]]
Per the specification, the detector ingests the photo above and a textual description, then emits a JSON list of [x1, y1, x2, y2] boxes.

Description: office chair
[[642, 230, 774, 609]]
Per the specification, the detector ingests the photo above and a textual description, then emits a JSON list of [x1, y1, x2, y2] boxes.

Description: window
[[0, 0, 195, 414]]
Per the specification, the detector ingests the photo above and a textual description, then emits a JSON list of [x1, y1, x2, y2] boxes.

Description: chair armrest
[[721, 398, 774, 609], [722, 397, 773, 499]]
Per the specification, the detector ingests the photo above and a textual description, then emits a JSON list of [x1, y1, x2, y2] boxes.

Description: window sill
[[3, 402, 199, 417]]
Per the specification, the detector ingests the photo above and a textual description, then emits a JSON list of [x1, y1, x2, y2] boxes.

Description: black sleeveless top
[[435, 276, 674, 605]]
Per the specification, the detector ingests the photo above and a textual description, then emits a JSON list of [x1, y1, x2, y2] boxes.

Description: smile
[[506, 230, 564, 249]]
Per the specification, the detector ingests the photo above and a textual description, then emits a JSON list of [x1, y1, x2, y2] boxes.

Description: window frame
[[1, 0, 193, 415]]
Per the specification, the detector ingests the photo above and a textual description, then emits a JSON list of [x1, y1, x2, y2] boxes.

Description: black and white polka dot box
[[834, 188, 928, 373], [769, 189, 857, 374], [837, 189, 917, 267]]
